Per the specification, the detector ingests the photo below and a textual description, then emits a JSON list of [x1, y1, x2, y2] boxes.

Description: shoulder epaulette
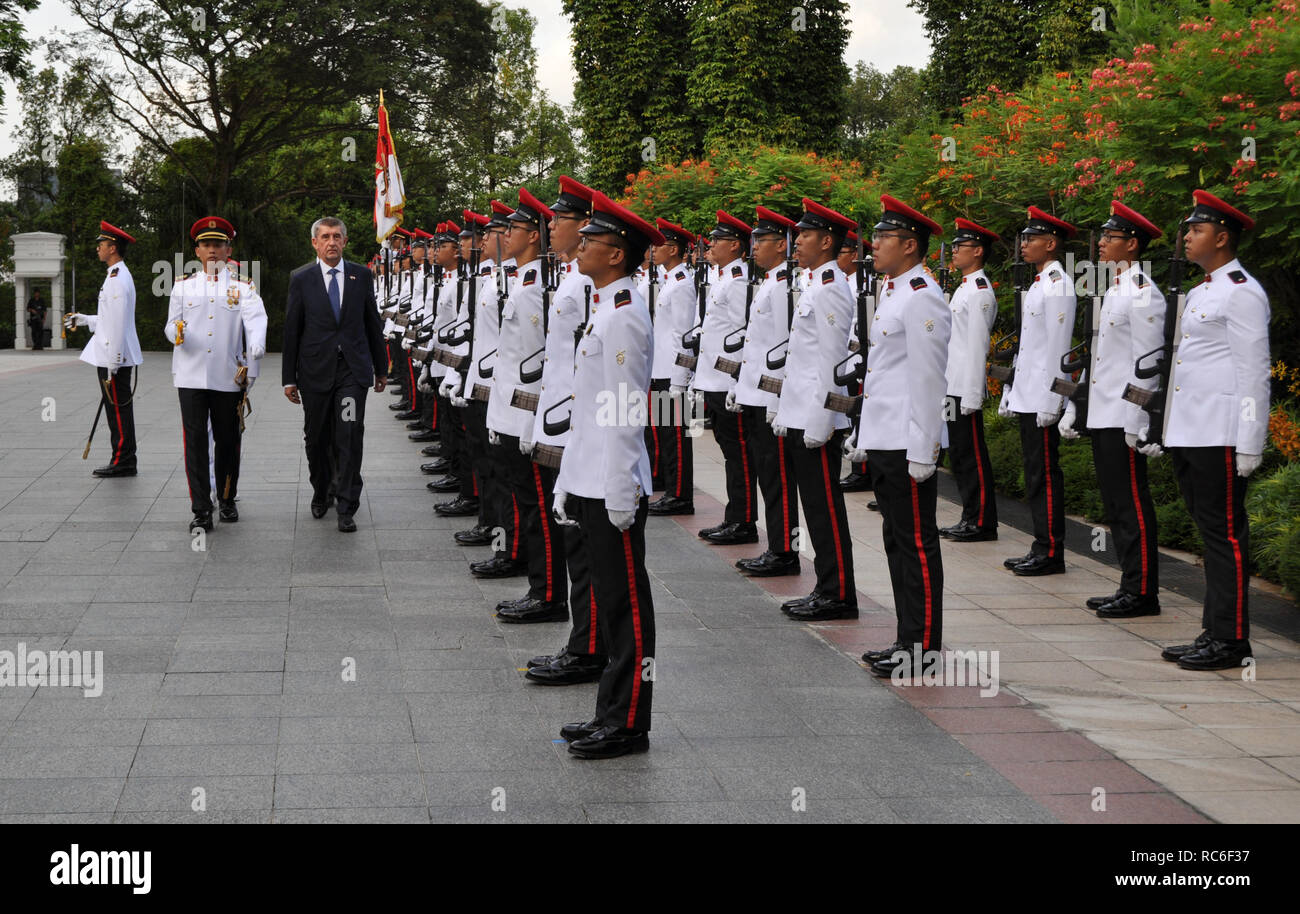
[[522, 269, 537, 287], [674, 270, 685, 282], [1047, 268, 1063, 282], [109, 267, 119, 278], [731, 264, 743, 278], [1229, 270, 1247, 284], [506, 265, 518, 276], [975, 276, 988, 289], [821, 269, 835, 285], [1135, 273, 1148, 288], [776, 270, 789, 282], [910, 276, 927, 290], [614, 289, 632, 308]]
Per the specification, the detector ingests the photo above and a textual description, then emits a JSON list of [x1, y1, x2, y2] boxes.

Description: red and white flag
[[374, 90, 406, 243]]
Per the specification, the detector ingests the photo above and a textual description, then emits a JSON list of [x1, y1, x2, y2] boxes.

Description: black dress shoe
[[470, 557, 527, 578], [703, 522, 759, 545], [421, 458, 451, 475], [396, 410, 420, 421], [337, 514, 357, 532], [647, 496, 695, 516], [92, 464, 137, 478], [947, 525, 998, 542], [189, 512, 213, 532], [1096, 592, 1161, 618], [839, 472, 872, 492], [737, 551, 800, 577], [862, 641, 907, 664], [434, 496, 479, 517], [867, 500, 879, 511], [528, 645, 568, 669], [454, 525, 494, 546], [496, 598, 568, 623], [698, 522, 728, 539], [560, 719, 601, 742], [408, 428, 438, 442], [938, 521, 966, 538], [1012, 554, 1065, 576], [1161, 631, 1212, 662], [421, 444, 443, 457], [785, 596, 859, 621], [736, 550, 773, 569], [404, 420, 425, 430], [1003, 552, 1035, 569], [1177, 638, 1253, 671], [427, 475, 461, 492], [871, 655, 910, 678], [1087, 589, 1124, 610], [388, 401, 411, 411], [525, 651, 606, 684], [218, 501, 238, 523], [781, 593, 818, 613], [568, 726, 649, 759]]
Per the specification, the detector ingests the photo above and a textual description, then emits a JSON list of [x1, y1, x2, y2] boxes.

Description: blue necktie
[[328, 268, 341, 323]]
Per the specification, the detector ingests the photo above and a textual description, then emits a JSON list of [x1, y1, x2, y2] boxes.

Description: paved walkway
[[0, 350, 1294, 823]]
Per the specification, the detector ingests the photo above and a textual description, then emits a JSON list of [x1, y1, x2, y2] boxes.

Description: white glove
[[439, 372, 461, 399], [1058, 400, 1079, 439], [67, 312, 92, 329], [553, 489, 576, 526], [1236, 452, 1262, 477], [804, 433, 827, 449], [607, 508, 635, 532], [401, 338, 412, 351], [960, 401, 978, 416], [690, 389, 704, 413], [997, 392, 1013, 418], [487, 430, 500, 446], [669, 385, 686, 398], [766, 407, 778, 425], [1036, 405, 1063, 428], [108, 365, 118, 377], [1136, 427, 1164, 458], [772, 423, 788, 438], [724, 389, 741, 413], [519, 438, 534, 457], [908, 461, 936, 483], [847, 446, 870, 463], [1125, 432, 1139, 450]]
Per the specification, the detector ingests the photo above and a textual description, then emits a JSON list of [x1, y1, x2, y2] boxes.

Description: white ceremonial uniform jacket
[[1087, 262, 1165, 433], [735, 266, 792, 411], [81, 261, 142, 370], [694, 259, 748, 393], [164, 264, 267, 391], [1003, 259, 1077, 415], [465, 258, 510, 396], [650, 263, 695, 387], [1165, 258, 1270, 452], [945, 269, 998, 410], [774, 260, 855, 441], [532, 261, 591, 448], [488, 258, 546, 439], [852, 263, 951, 464], [423, 268, 458, 379], [555, 275, 654, 510]]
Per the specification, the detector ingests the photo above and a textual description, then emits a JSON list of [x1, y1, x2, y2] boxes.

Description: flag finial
[[379, 88, 385, 107]]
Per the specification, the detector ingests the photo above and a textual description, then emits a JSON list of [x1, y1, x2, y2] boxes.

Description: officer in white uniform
[[774, 198, 858, 621], [553, 190, 660, 760], [1144, 190, 1269, 671], [1061, 201, 1165, 618], [163, 216, 267, 531], [415, 223, 459, 472], [646, 218, 699, 516], [847, 195, 951, 675], [940, 218, 1000, 542], [67, 221, 143, 477], [731, 206, 800, 578], [837, 230, 871, 493], [694, 211, 758, 545], [999, 206, 1078, 576]]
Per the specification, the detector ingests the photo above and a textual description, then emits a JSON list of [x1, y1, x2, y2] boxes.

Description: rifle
[[1052, 230, 1101, 435], [827, 225, 874, 417], [988, 242, 1030, 387], [1123, 228, 1187, 448], [519, 215, 553, 386], [716, 246, 756, 379], [937, 242, 951, 302], [409, 259, 443, 360], [541, 281, 591, 436], [440, 234, 479, 373], [676, 238, 708, 370], [758, 227, 797, 395]]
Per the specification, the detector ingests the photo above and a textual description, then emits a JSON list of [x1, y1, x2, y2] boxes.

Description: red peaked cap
[[509, 187, 554, 226], [97, 221, 137, 245], [1023, 205, 1078, 239], [796, 198, 856, 236], [460, 210, 488, 236], [190, 216, 235, 242], [711, 210, 753, 241], [581, 190, 665, 253], [552, 175, 595, 216], [1187, 188, 1254, 232], [953, 217, 1000, 245], [1103, 201, 1162, 240], [655, 218, 697, 245], [840, 229, 859, 250], [487, 199, 514, 228], [411, 228, 434, 240], [436, 220, 461, 242], [877, 194, 943, 239], [753, 205, 798, 237], [395, 226, 413, 238]]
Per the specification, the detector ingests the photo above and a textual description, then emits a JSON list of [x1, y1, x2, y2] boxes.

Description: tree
[[0, 0, 39, 108], [51, 138, 136, 312], [839, 62, 933, 170]]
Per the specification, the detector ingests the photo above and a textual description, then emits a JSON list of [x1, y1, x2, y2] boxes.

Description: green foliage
[[0, 0, 40, 106], [1247, 460, 1300, 594], [839, 63, 936, 172]]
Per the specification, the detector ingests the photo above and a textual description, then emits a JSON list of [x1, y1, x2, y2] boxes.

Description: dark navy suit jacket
[[282, 259, 387, 394]]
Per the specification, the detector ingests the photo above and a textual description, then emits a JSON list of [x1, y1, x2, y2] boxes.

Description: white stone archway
[[11, 232, 67, 350]]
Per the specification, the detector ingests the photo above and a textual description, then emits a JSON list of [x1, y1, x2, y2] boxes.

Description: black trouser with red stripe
[[648, 379, 693, 500], [1092, 428, 1158, 598], [464, 400, 518, 559], [496, 435, 565, 603], [743, 404, 796, 554], [560, 518, 606, 661], [178, 387, 241, 514], [95, 366, 137, 469], [437, 392, 475, 498], [703, 390, 755, 525], [788, 428, 855, 603], [386, 338, 402, 389], [575, 495, 653, 732], [418, 366, 440, 432], [1171, 446, 1250, 641], [945, 396, 998, 530], [867, 449, 944, 650], [1017, 412, 1064, 560]]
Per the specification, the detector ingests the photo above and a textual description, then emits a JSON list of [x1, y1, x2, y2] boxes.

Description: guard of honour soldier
[[59, 183, 1269, 760]]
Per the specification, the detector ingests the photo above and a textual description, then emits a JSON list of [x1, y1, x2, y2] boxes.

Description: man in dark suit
[[282, 216, 389, 532]]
